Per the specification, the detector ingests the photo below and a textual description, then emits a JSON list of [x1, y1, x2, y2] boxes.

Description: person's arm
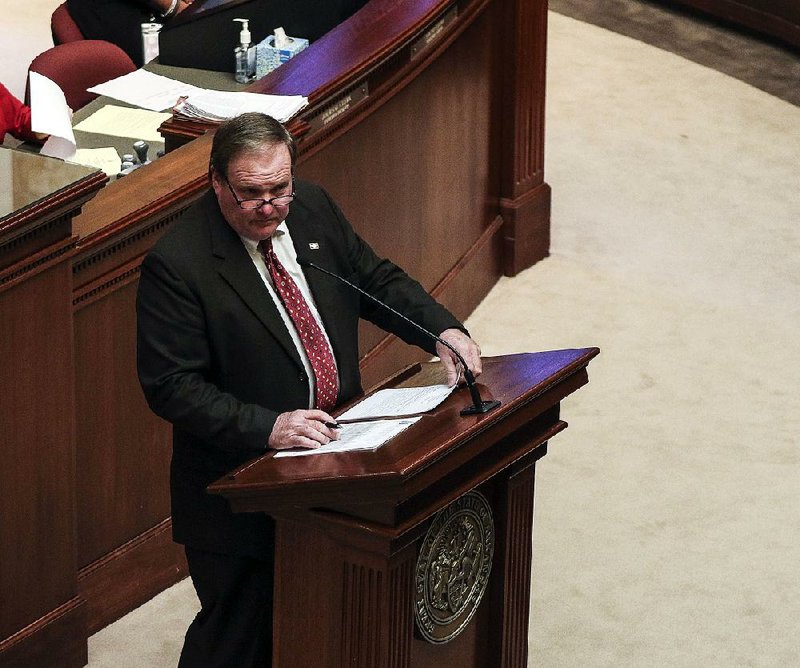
[[316, 187, 483, 385], [0, 83, 46, 143], [136, 249, 276, 451], [136, 248, 338, 451], [145, 0, 192, 19]]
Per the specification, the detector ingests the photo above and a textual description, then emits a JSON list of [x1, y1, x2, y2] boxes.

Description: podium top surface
[[209, 348, 599, 514]]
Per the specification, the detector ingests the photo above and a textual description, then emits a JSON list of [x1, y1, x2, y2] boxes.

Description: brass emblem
[[414, 491, 494, 643]]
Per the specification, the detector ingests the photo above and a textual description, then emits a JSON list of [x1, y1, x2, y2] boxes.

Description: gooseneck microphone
[[298, 258, 500, 416]]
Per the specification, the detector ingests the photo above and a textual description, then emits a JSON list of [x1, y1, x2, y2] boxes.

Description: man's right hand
[[268, 409, 340, 450]]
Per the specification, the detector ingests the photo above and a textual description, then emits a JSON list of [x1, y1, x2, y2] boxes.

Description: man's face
[[211, 143, 293, 241]]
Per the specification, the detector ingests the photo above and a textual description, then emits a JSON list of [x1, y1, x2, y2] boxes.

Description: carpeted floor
[[551, 0, 800, 107], [86, 8, 800, 667], [472, 12, 800, 665]]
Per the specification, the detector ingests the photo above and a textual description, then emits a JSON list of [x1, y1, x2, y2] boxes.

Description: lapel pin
[[309, 242, 320, 250]]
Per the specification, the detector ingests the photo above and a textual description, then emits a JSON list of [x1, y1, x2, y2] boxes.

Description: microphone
[[298, 258, 500, 416]]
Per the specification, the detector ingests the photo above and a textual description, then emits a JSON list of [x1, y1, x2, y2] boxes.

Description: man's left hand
[[436, 329, 482, 387]]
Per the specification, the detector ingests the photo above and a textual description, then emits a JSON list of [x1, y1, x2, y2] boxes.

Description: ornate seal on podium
[[414, 490, 494, 643]]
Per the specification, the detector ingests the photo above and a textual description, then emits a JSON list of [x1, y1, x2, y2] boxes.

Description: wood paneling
[[213, 350, 600, 667], [0, 153, 104, 667], [1, 0, 551, 662]]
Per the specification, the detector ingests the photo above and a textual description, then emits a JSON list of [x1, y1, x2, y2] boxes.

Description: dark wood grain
[[2, 0, 551, 661], [0, 150, 105, 667], [212, 350, 599, 667]]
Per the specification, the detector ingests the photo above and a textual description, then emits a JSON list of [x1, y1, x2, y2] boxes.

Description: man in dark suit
[[136, 113, 481, 666]]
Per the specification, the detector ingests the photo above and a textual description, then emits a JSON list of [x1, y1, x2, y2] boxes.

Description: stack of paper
[[172, 90, 308, 123], [87, 69, 308, 123]]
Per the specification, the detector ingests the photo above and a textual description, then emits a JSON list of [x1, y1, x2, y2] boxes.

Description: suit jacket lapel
[[206, 199, 304, 370]]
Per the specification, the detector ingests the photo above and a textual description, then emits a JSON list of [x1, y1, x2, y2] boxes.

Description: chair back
[[51, 2, 85, 45], [27, 41, 136, 111]]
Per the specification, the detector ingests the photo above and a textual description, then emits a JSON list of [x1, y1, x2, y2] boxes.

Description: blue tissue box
[[256, 34, 309, 78]]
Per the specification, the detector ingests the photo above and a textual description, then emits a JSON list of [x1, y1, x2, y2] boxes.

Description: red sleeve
[[0, 83, 36, 142]]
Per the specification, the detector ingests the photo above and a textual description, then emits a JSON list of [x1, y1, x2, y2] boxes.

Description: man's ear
[[210, 167, 223, 196]]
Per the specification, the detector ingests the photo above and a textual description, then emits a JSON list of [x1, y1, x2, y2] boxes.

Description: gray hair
[[209, 113, 297, 179]]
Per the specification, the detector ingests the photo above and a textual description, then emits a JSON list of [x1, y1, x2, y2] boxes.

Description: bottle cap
[[233, 18, 251, 45]]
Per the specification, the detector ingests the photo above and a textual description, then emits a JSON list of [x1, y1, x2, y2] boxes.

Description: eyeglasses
[[225, 179, 295, 210]]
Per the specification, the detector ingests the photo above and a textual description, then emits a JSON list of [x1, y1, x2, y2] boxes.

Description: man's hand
[[268, 409, 340, 450], [436, 328, 482, 387]]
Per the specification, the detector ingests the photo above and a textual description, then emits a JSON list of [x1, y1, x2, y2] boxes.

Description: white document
[[69, 147, 121, 177], [173, 90, 308, 122], [87, 69, 203, 111], [87, 69, 308, 122], [274, 417, 421, 458], [337, 384, 455, 421], [29, 72, 76, 160], [74, 105, 171, 142]]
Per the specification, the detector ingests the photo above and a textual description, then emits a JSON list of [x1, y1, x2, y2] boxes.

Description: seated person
[[0, 83, 47, 144], [66, 0, 193, 67]]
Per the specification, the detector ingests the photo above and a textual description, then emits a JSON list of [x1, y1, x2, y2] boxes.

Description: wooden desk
[[0, 148, 106, 667], [1, 0, 551, 663]]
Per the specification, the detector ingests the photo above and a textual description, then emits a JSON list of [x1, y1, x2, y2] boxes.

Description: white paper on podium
[[273, 417, 421, 458], [29, 72, 76, 160], [336, 384, 455, 421]]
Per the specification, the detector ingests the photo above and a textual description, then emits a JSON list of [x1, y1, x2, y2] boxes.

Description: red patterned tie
[[259, 238, 339, 411]]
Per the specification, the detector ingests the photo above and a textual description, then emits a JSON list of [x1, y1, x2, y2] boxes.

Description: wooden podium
[[210, 348, 599, 667]]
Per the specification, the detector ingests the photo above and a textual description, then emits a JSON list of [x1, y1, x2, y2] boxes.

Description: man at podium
[[136, 112, 482, 666]]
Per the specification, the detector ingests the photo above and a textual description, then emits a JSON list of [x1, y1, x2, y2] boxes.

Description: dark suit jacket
[[136, 181, 463, 557]]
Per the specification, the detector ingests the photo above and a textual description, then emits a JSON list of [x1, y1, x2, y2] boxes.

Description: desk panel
[[0, 0, 551, 654]]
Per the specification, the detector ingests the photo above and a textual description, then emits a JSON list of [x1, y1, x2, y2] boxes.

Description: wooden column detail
[[491, 455, 539, 666], [499, 0, 551, 275]]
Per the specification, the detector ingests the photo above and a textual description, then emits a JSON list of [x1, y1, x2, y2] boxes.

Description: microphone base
[[460, 399, 501, 416]]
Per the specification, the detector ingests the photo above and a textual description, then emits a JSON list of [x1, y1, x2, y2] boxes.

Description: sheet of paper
[[69, 147, 121, 177], [74, 105, 171, 142], [87, 69, 203, 111], [337, 384, 455, 421], [29, 72, 76, 160], [274, 417, 421, 458]]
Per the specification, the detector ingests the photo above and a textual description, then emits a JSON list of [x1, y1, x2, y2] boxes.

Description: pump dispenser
[[233, 18, 256, 83]]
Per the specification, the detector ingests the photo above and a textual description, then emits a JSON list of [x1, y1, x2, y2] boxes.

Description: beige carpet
[[79, 11, 800, 667]]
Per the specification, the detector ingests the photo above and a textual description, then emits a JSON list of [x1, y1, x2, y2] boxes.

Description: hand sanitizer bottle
[[233, 18, 256, 83]]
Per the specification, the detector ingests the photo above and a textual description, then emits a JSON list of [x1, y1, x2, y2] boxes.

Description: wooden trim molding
[[78, 519, 188, 634], [0, 598, 87, 668]]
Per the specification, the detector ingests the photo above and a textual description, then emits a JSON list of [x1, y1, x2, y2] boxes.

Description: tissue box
[[256, 34, 309, 78]]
